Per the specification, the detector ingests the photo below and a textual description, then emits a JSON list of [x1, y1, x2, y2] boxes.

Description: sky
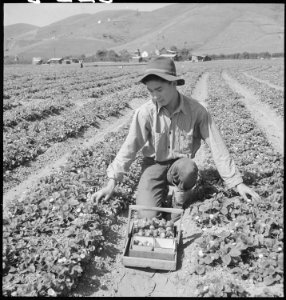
[[4, 3, 172, 27]]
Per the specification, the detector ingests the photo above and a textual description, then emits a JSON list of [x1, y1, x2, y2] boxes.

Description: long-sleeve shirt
[[107, 92, 243, 189]]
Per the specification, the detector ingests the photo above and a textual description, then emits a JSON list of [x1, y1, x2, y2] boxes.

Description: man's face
[[146, 79, 176, 107]]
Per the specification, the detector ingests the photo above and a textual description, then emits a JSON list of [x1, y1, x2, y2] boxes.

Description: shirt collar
[[156, 92, 187, 116]]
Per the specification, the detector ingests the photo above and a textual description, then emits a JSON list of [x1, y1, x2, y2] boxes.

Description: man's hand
[[91, 179, 116, 205], [236, 183, 261, 202]]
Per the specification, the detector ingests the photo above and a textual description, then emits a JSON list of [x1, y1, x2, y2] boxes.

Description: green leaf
[[222, 254, 231, 266], [221, 207, 228, 215], [264, 275, 275, 286], [218, 230, 230, 238], [199, 204, 207, 212], [203, 254, 213, 265], [229, 247, 241, 257], [69, 199, 79, 206], [196, 264, 206, 275], [231, 267, 243, 275]]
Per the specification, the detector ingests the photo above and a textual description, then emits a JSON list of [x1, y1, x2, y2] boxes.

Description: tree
[[96, 49, 108, 61], [179, 48, 189, 61], [107, 50, 119, 61], [170, 45, 178, 52], [119, 49, 132, 62]]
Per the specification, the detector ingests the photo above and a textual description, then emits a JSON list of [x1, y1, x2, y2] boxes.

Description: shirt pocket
[[178, 131, 193, 154]]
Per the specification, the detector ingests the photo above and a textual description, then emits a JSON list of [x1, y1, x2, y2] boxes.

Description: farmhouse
[[190, 55, 211, 62], [63, 59, 71, 64], [159, 49, 178, 60], [131, 56, 143, 63], [131, 48, 143, 63], [32, 57, 43, 65], [47, 58, 63, 64]]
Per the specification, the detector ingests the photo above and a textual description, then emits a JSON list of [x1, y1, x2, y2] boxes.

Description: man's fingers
[[243, 194, 250, 202], [91, 191, 103, 205], [252, 191, 261, 202]]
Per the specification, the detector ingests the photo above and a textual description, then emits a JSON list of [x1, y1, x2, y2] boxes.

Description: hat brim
[[139, 72, 185, 86]]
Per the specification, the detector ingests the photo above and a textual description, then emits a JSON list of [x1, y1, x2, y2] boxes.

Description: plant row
[[4, 65, 141, 92], [3, 72, 141, 128], [3, 122, 143, 297], [3, 98, 74, 129], [226, 70, 284, 118], [244, 62, 284, 87], [188, 69, 283, 297], [3, 68, 143, 112], [3, 83, 148, 174]]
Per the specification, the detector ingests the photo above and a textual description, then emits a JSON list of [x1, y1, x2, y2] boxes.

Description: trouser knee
[[167, 158, 198, 190]]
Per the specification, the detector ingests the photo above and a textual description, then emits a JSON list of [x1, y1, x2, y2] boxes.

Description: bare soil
[[222, 71, 284, 155], [243, 72, 284, 92]]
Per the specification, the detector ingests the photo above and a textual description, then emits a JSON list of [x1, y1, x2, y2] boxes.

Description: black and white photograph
[[3, 1, 284, 297]]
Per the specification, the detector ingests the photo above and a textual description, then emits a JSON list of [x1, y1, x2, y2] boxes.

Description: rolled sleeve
[[106, 107, 150, 182], [199, 109, 243, 189]]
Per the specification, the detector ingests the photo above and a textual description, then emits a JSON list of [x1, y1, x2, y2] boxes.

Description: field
[[3, 58, 284, 297]]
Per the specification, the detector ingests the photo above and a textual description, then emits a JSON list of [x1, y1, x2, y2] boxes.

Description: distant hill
[[4, 23, 39, 38], [4, 3, 284, 59]]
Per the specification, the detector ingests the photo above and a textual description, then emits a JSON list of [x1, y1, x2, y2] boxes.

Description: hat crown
[[145, 57, 177, 76]]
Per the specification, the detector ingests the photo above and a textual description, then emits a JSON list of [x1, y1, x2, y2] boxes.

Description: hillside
[[4, 3, 284, 59]]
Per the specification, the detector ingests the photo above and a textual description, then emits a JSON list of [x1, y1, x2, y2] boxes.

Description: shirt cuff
[[224, 177, 243, 190]]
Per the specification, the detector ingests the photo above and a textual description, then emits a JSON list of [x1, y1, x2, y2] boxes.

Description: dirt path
[[191, 72, 211, 169], [3, 97, 146, 216], [243, 72, 284, 92], [222, 71, 284, 155]]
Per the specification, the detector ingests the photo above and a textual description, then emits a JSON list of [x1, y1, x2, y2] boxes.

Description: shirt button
[[169, 131, 171, 135], [168, 146, 170, 149]]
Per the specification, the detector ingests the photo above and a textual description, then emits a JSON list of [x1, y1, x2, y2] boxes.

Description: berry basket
[[122, 205, 184, 271]]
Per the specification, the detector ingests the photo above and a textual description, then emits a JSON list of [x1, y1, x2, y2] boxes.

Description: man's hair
[[141, 74, 172, 85]]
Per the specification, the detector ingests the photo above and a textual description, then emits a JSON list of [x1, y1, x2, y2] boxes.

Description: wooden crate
[[122, 205, 183, 271]]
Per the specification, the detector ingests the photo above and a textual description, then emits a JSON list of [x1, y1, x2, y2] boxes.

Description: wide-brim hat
[[138, 56, 185, 86]]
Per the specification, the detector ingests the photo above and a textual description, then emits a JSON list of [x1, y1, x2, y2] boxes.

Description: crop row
[[3, 83, 148, 174], [187, 69, 283, 296], [3, 98, 74, 128], [226, 70, 284, 118], [2, 65, 204, 297], [244, 61, 284, 86], [3, 73, 141, 128], [3, 61, 283, 296], [3, 123, 143, 297], [4, 65, 141, 93], [3, 68, 143, 112]]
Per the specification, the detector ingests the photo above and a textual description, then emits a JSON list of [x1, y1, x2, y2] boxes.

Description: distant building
[[32, 57, 43, 65], [131, 49, 143, 63], [202, 55, 211, 61], [47, 58, 63, 64], [160, 53, 177, 59], [159, 49, 178, 60], [131, 56, 143, 63], [63, 59, 71, 64], [190, 55, 211, 62]]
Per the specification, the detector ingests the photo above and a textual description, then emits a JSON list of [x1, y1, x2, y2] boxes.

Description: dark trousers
[[136, 157, 198, 218]]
